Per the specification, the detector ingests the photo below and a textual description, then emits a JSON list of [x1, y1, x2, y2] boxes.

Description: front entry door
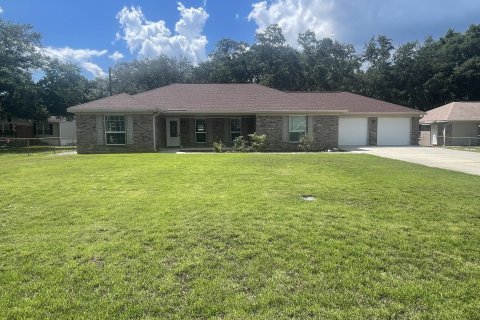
[[166, 118, 180, 147]]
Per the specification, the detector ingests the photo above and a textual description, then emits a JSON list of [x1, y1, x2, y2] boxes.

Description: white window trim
[[230, 118, 241, 141], [288, 115, 307, 143], [104, 114, 126, 146], [195, 117, 207, 144]]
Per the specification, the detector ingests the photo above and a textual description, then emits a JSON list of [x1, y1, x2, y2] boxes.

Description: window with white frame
[[195, 118, 206, 143], [105, 115, 126, 145], [289, 115, 307, 142], [230, 118, 241, 141]]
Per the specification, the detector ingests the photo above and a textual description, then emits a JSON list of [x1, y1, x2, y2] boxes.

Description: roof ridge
[[445, 102, 455, 120]]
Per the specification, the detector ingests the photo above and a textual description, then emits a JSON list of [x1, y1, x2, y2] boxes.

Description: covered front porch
[[156, 115, 256, 148]]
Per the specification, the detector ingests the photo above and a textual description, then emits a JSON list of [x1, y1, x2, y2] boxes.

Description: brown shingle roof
[[67, 84, 422, 114], [420, 102, 480, 123], [67, 93, 153, 113], [133, 83, 308, 113], [287, 91, 422, 113]]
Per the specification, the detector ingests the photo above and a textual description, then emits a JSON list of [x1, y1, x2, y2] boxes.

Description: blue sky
[[1, 0, 479, 78]]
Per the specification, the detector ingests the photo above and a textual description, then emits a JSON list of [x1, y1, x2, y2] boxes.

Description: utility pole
[[108, 67, 112, 96]]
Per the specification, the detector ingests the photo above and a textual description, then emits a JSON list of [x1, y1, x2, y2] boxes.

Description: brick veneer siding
[[256, 116, 292, 150], [419, 131, 430, 146], [311, 115, 339, 150], [368, 117, 377, 145], [256, 115, 339, 151], [411, 117, 420, 145], [76, 113, 155, 154]]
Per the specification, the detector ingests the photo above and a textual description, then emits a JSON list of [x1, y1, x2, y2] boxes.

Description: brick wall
[[368, 117, 377, 145], [411, 117, 420, 145], [256, 116, 288, 150], [256, 115, 339, 151], [76, 114, 155, 154], [419, 131, 430, 146], [311, 115, 339, 150]]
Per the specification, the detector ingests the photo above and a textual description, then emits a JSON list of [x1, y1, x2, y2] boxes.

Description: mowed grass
[[0, 153, 479, 319]]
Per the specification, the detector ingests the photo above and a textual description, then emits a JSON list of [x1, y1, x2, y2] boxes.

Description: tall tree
[[111, 55, 193, 95], [298, 30, 361, 91], [191, 39, 251, 83], [249, 24, 302, 90], [360, 35, 395, 101], [37, 59, 89, 116], [0, 18, 45, 119]]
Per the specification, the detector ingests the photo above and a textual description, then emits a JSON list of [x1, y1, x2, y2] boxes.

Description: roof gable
[[67, 93, 153, 113]]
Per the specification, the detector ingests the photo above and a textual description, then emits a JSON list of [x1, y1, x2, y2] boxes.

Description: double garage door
[[338, 117, 411, 146]]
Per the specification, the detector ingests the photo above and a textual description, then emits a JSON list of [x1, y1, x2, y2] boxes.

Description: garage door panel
[[377, 118, 410, 146], [338, 117, 368, 146]]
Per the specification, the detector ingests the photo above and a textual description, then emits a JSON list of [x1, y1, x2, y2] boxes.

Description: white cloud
[[109, 51, 124, 62], [43, 46, 107, 77], [248, 0, 480, 48], [248, 0, 335, 47], [115, 3, 209, 64], [0, 6, 3, 14], [81, 62, 107, 78]]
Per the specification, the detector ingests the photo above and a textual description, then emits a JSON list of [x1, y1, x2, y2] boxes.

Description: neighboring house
[[0, 117, 76, 145], [419, 102, 480, 146], [0, 118, 34, 138], [35, 117, 77, 146], [66, 83, 423, 154]]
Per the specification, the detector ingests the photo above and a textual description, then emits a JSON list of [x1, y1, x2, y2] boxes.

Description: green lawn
[[1, 153, 479, 319]]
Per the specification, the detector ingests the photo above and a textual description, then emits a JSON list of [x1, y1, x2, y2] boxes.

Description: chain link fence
[[0, 137, 76, 155], [439, 136, 480, 150]]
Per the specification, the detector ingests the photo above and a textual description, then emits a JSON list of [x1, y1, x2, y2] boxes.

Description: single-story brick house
[[419, 102, 480, 146], [67, 83, 423, 153]]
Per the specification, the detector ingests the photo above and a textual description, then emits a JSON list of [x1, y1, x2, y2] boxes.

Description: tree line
[[1, 18, 480, 121]]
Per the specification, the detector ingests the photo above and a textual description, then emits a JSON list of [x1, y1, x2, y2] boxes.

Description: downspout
[[153, 110, 161, 152]]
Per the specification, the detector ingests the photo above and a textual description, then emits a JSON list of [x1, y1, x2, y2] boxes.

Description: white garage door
[[377, 118, 411, 145], [338, 117, 368, 146]]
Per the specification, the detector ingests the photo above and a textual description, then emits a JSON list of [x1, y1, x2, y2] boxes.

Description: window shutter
[[126, 115, 134, 144], [307, 116, 314, 134], [282, 116, 289, 142], [96, 115, 104, 145]]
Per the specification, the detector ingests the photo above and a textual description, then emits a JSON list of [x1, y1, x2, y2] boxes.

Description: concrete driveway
[[344, 146, 480, 176]]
